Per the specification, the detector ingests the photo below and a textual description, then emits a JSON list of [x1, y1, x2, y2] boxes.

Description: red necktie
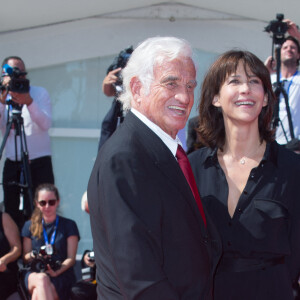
[[176, 145, 207, 227]]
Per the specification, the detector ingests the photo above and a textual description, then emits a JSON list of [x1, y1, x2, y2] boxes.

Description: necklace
[[238, 142, 263, 165], [240, 158, 246, 165]]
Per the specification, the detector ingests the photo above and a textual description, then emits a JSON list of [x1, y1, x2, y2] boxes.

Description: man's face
[[281, 40, 300, 66], [137, 57, 196, 139], [2, 58, 26, 85]]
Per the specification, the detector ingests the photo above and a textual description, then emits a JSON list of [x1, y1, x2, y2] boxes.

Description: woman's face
[[36, 190, 59, 219], [212, 61, 267, 125]]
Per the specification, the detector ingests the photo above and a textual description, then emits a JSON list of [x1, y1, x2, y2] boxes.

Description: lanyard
[[281, 70, 298, 96], [42, 216, 59, 245]]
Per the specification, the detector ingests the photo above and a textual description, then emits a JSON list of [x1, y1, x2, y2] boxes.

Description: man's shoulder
[[99, 115, 172, 167], [294, 71, 300, 83], [29, 85, 50, 98], [30, 85, 48, 92], [102, 113, 156, 152]]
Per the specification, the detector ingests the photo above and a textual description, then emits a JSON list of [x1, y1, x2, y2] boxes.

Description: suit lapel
[[124, 112, 208, 236]]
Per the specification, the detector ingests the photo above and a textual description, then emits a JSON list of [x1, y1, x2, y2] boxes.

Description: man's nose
[[175, 85, 191, 103]]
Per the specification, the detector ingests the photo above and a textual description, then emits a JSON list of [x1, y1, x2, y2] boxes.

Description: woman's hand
[[46, 235, 79, 278], [46, 264, 59, 277], [0, 259, 7, 272]]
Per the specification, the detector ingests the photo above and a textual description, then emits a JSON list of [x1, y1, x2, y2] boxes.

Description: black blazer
[[88, 112, 221, 300]]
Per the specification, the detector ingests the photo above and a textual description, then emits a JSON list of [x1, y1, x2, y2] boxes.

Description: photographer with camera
[[98, 46, 133, 150], [0, 56, 55, 230], [21, 183, 80, 300], [265, 19, 300, 152]]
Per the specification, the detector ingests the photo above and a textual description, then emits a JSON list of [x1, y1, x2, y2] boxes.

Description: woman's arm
[[23, 236, 34, 264], [0, 213, 22, 272], [47, 235, 78, 277]]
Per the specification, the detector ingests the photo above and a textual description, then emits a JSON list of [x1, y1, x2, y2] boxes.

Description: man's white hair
[[118, 36, 195, 111]]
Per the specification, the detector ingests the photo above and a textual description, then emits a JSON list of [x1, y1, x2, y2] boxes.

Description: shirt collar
[[131, 108, 182, 157]]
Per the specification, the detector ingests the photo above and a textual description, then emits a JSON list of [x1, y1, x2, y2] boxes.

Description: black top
[[189, 141, 300, 300], [22, 215, 80, 299], [0, 212, 19, 300], [0, 212, 10, 259], [0, 212, 18, 271]]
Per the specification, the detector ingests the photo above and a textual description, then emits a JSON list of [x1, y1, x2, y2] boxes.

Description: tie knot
[[176, 144, 186, 160]]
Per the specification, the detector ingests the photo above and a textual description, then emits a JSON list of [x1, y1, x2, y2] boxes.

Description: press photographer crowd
[[0, 14, 299, 300]]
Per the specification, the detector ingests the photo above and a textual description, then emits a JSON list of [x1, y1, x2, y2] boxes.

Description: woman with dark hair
[[189, 50, 300, 299], [21, 183, 80, 300]]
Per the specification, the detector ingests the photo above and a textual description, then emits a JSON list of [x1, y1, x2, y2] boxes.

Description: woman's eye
[[229, 79, 239, 84], [249, 79, 261, 84]]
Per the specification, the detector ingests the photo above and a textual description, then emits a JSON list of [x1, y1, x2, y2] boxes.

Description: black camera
[[87, 251, 95, 262], [107, 46, 134, 93], [1, 64, 30, 94], [265, 13, 289, 45], [30, 246, 62, 273], [81, 251, 96, 281]]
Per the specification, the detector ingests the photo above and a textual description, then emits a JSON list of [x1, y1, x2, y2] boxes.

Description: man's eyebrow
[[160, 76, 179, 83], [188, 80, 197, 86]]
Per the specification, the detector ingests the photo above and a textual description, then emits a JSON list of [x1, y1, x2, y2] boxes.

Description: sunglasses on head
[[38, 199, 57, 207]]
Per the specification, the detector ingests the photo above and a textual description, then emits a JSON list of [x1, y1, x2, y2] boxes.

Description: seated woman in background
[[21, 183, 80, 300], [189, 50, 300, 300], [0, 211, 21, 299]]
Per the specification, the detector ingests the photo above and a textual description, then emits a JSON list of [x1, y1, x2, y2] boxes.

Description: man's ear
[[130, 77, 142, 102]]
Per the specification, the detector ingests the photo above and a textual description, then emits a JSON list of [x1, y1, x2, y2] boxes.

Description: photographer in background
[[70, 250, 96, 300], [265, 20, 300, 152], [0, 56, 55, 230], [70, 191, 96, 300], [21, 183, 80, 300], [98, 46, 133, 150]]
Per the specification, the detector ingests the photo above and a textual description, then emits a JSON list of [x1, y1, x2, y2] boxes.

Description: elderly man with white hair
[[88, 36, 221, 300]]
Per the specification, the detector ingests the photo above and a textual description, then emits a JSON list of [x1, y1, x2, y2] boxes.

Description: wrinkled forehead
[[154, 56, 196, 79]]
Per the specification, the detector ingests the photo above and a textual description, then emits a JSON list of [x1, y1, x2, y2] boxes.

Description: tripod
[[0, 100, 33, 220], [271, 43, 296, 143]]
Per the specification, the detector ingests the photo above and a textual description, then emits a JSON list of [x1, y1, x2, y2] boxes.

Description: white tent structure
[[0, 1, 299, 252], [1, 1, 299, 67]]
